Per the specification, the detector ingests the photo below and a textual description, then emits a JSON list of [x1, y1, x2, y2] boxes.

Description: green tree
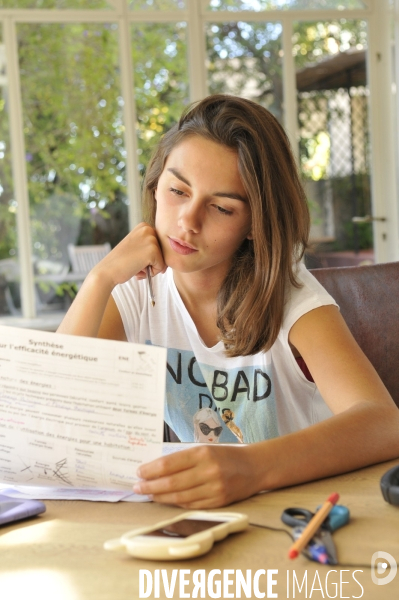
[[0, 18, 189, 265]]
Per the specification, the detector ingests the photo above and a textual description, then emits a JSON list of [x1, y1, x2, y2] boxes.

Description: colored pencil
[[288, 492, 339, 559]]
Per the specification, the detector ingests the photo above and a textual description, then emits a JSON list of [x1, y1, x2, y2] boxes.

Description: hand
[[90, 222, 166, 289], [133, 445, 260, 509]]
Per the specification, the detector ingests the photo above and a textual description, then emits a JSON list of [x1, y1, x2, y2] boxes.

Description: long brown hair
[[143, 94, 310, 357]]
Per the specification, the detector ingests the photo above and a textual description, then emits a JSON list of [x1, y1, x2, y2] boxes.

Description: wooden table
[[0, 459, 398, 600]]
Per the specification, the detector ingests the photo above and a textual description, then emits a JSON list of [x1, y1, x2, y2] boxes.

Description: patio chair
[[67, 243, 111, 274], [0, 258, 21, 315]]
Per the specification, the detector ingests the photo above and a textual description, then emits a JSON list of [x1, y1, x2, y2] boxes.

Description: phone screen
[[142, 519, 225, 539]]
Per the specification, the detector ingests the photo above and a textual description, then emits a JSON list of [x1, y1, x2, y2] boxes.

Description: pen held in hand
[[288, 492, 339, 559], [146, 266, 155, 307]]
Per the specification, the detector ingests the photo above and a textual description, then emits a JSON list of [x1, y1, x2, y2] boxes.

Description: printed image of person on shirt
[[193, 408, 223, 443]]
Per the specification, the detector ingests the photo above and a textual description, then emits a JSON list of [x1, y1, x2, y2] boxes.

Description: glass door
[[293, 18, 374, 268]]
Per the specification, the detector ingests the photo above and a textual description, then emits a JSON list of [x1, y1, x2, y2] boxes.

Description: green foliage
[[0, 20, 189, 268], [208, 0, 366, 8], [129, 0, 186, 9], [0, 0, 111, 8], [293, 18, 367, 69], [206, 19, 284, 120], [0, 9, 371, 274], [131, 21, 189, 173], [206, 16, 367, 125], [16, 22, 127, 261]]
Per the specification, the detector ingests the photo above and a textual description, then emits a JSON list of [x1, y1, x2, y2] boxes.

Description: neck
[[172, 269, 224, 308], [173, 270, 223, 347]]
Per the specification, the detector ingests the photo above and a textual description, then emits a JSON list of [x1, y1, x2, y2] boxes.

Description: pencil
[[146, 266, 155, 307], [288, 492, 339, 559]]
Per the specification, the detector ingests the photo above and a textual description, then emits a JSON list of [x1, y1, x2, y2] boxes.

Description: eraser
[[328, 492, 339, 505]]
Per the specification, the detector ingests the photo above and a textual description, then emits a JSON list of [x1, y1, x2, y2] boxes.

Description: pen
[[146, 266, 155, 307], [288, 493, 339, 559], [291, 527, 330, 564]]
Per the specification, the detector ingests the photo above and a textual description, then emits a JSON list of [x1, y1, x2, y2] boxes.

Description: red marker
[[288, 493, 339, 559]]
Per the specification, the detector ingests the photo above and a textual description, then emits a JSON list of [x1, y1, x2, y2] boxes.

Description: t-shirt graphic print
[[162, 346, 278, 444]]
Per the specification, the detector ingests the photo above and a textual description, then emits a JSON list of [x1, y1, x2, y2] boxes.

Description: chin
[[163, 254, 200, 273]]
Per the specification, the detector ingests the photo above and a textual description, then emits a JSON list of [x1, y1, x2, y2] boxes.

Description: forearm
[[57, 270, 114, 338], [249, 401, 399, 492]]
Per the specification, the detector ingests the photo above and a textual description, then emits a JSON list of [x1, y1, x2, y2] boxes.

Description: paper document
[[0, 444, 195, 502], [0, 326, 166, 491]]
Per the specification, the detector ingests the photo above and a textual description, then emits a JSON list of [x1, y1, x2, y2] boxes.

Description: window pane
[[207, 0, 367, 10], [129, 0, 185, 10], [0, 29, 20, 317], [1, 1, 113, 8], [206, 21, 283, 122], [17, 23, 128, 311], [295, 20, 373, 268], [132, 22, 188, 175]]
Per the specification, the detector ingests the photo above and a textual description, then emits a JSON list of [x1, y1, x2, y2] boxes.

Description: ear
[[154, 188, 157, 201], [246, 231, 253, 240]]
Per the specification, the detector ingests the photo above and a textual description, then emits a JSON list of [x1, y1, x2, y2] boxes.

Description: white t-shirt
[[112, 264, 337, 444]]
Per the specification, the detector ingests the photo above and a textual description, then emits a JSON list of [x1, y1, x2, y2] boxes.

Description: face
[[154, 136, 252, 280], [196, 416, 223, 443]]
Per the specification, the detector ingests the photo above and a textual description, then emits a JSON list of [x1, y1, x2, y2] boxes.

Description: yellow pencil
[[288, 492, 339, 559]]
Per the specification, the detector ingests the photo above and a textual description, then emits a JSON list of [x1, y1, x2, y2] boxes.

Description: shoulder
[[281, 263, 338, 334]]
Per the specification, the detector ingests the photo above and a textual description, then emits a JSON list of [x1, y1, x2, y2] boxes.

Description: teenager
[[58, 94, 399, 508]]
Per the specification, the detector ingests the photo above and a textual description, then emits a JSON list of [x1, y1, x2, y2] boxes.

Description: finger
[[152, 481, 232, 509], [134, 469, 206, 496], [137, 448, 199, 480], [151, 482, 215, 508], [152, 485, 207, 506], [134, 463, 205, 497], [135, 461, 230, 506]]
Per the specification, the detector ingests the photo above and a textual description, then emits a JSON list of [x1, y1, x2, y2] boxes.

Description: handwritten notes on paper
[[0, 326, 166, 491]]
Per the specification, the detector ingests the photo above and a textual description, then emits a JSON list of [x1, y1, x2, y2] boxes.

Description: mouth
[[168, 237, 198, 255]]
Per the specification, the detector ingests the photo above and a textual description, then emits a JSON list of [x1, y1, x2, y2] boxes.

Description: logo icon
[[371, 551, 397, 585]]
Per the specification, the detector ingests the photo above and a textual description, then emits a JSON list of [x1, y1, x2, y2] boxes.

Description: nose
[[177, 199, 203, 234]]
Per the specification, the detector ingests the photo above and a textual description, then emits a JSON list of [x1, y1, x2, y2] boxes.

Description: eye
[[214, 205, 233, 216], [169, 187, 185, 196]]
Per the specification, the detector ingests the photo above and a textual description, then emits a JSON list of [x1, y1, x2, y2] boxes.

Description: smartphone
[[104, 511, 248, 560], [0, 495, 46, 526]]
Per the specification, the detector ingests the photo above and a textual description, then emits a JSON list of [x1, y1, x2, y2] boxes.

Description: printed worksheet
[[0, 326, 166, 491], [0, 444, 198, 502]]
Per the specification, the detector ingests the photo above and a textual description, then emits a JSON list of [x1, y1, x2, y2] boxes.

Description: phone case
[[104, 511, 249, 560], [0, 496, 46, 526]]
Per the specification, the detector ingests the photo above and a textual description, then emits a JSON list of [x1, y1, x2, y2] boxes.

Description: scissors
[[281, 506, 349, 565], [282, 505, 350, 532]]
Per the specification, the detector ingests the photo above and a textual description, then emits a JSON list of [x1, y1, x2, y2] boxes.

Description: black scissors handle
[[281, 507, 331, 531], [281, 507, 314, 528]]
